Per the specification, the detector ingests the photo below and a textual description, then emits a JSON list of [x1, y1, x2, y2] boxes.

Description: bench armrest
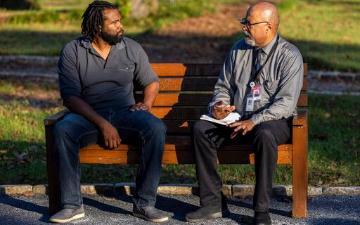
[[44, 109, 69, 126], [292, 110, 308, 127]]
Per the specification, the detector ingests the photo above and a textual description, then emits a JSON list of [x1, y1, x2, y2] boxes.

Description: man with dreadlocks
[[49, 1, 168, 223]]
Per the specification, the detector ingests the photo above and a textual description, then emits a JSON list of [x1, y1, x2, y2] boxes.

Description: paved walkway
[[0, 194, 359, 225]]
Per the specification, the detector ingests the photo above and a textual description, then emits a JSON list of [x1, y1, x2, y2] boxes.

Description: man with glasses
[[186, 2, 303, 225]]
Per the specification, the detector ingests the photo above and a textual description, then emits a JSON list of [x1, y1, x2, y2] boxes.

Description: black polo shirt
[[58, 36, 158, 111]]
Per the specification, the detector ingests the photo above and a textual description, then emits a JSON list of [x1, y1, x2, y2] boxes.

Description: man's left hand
[[228, 119, 255, 138], [130, 102, 150, 111]]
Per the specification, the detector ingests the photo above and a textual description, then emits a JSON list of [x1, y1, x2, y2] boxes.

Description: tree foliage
[[0, 0, 40, 10]]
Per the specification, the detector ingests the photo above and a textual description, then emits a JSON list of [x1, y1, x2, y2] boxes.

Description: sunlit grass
[[278, 0, 360, 71]]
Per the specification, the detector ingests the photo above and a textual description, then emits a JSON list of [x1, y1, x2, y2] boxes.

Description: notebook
[[200, 112, 241, 126]]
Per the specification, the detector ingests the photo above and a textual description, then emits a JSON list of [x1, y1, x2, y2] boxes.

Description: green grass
[[278, 0, 360, 72], [0, 0, 237, 55], [307, 94, 360, 186], [0, 78, 358, 186], [1, 0, 358, 72]]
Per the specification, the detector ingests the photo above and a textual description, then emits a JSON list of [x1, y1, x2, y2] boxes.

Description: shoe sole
[[186, 212, 222, 223], [49, 212, 85, 223], [133, 212, 169, 223]]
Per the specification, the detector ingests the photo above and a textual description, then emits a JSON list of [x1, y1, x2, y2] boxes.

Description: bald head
[[248, 1, 279, 33]]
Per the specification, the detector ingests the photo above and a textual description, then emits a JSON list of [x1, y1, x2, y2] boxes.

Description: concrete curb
[[1, 184, 359, 198], [0, 69, 57, 79], [308, 70, 360, 81], [1, 68, 359, 81], [0, 55, 360, 80]]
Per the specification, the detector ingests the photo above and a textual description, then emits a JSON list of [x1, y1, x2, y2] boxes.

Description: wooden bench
[[45, 63, 308, 218]]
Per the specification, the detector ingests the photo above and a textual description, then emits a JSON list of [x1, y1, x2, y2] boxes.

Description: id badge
[[245, 83, 261, 112], [252, 84, 261, 101], [245, 95, 254, 112]]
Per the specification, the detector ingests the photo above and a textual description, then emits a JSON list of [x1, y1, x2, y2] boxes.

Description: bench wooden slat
[[150, 106, 207, 120], [157, 77, 307, 91], [159, 77, 216, 91], [79, 143, 292, 164], [137, 93, 308, 107], [152, 63, 222, 76], [151, 63, 308, 77]]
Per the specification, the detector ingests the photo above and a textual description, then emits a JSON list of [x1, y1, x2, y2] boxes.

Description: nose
[[116, 23, 124, 34]]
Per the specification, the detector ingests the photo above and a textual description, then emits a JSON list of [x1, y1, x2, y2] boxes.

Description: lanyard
[[249, 35, 279, 88]]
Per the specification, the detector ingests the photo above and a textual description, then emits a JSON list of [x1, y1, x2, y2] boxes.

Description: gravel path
[[0, 194, 359, 225]]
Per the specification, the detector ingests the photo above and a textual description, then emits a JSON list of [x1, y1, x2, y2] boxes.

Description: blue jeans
[[52, 108, 166, 209]]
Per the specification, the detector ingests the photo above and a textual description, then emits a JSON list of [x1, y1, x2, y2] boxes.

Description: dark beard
[[100, 31, 123, 45]]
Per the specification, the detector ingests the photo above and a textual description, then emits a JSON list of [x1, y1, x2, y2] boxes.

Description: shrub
[[0, 0, 40, 10]]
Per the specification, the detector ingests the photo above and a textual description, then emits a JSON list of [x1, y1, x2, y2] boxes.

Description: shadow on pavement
[[83, 196, 132, 215], [0, 195, 49, 222], [155, 195, 198, 221], [156, 195, 255, 224], [228, 197, 291, 217], [309, 218, 360, 225]]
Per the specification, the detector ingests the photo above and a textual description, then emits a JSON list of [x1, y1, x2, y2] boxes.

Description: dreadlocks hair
[[81, 1, 118, 40]]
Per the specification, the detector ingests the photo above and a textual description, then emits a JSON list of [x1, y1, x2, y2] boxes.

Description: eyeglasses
[[240, 18, 269, 28]]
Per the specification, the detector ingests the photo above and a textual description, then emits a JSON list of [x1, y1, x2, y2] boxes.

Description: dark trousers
[[52, 108, 166, 209], [193, 119, 291, 212]]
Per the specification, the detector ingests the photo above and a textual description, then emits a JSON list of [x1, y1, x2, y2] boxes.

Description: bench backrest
[[136, 63, 308, 135]]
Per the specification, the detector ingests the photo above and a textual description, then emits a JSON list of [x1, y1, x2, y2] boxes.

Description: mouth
[[118, 29, 125, 36], [243, 30, 251, 38]]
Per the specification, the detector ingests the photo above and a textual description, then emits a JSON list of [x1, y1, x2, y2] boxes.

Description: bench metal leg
[[292, 124, 308, 218], [45, 125, 62, 214]]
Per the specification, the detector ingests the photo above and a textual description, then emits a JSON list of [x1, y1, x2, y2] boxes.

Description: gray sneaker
[[49, 205, 85, 223], [133, 205, 169, 223]]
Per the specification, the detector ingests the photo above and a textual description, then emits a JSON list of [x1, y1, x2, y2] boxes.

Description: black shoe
[[185, 206, 223, 223], [253, 211, 271, 225], [133, 205, 169, 223]]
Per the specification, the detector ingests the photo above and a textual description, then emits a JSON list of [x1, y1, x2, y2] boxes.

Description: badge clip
[[249, 81, 256, 89]]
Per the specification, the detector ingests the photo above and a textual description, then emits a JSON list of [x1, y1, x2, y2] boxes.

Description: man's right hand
[[64, 96, 122, 149], [211, 101, 236, 120], [99, 121, 121, 149]]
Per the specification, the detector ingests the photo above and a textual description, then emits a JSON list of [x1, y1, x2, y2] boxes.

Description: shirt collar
[[80, 37, 125, 50], [259, 34, 278, 55]]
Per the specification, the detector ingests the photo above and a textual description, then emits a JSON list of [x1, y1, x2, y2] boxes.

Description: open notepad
[[200, 112, 241, 126]]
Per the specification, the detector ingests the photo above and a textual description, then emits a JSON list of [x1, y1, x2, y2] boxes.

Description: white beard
[[245, 37, 256, 46], [243, 30, 256, 47]]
